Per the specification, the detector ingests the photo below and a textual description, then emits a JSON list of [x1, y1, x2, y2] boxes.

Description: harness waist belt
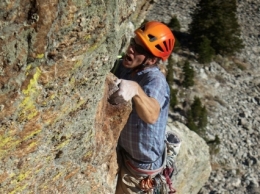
[[125, 160, 164, 177], [123, 146, 167, 177], [121, 146, 163, 164]]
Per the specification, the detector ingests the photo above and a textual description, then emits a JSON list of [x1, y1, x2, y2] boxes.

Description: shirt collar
[[137, 66, 159, 75]]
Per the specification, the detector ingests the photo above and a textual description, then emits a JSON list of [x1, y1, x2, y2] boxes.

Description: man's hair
[[158, 63, 167, 77]]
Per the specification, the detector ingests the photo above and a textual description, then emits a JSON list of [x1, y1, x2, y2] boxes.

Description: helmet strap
[[132, 56, 149, 73]]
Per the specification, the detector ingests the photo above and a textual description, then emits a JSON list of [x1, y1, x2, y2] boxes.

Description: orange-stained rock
[[94, 73, 132, 186], [0, 0, 155, 193]]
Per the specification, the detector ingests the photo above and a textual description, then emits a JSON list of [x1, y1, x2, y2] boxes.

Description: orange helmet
[[135, 21, 175, 61]]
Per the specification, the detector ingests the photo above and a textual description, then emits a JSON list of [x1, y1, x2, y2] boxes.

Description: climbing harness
[[139, 175, 156, 192], [120, 131, 181, 194]]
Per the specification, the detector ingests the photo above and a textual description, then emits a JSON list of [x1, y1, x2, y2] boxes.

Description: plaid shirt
[[115, 60, 170, 170]]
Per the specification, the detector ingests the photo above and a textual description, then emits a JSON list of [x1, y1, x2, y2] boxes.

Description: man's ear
[[147, 57, 159, 65]]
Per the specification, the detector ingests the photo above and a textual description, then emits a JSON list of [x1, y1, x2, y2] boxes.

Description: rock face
[[0, 0, 147, 193]]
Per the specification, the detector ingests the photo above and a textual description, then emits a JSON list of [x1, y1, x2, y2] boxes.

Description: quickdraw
[[139, 175, 156, 192], [139, 169, 176, 194]]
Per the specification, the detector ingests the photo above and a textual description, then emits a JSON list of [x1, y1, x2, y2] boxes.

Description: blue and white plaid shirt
[[115, 60, 170, 170]]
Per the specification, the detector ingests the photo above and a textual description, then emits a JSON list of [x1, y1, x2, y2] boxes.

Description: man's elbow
[[146, 108, 160, 124], [147, 120, 157, 125], [146, 115, 159, 124]]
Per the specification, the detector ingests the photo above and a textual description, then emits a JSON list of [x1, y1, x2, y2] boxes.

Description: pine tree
[[191, 96, 202, 121], [187, 110, 199, 133], [186, 97, 208, 135], [182, 60, 194, 88], [168, 16, 181, 31], [198, 36, 215, 64], [189, 0, 244, 56], [169, 88, 178, 109], [166, 56, 178, 109], [198, 106, 207, 130], [166, 56, 174, 86]]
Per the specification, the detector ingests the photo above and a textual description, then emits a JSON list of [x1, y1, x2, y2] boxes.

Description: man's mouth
[[125, 54, 133, 62]]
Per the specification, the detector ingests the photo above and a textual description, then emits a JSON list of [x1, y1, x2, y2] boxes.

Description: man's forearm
[[133, 85, 160, 124]]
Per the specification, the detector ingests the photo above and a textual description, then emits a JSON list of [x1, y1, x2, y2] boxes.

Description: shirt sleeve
[[140, 73, 169, 108]]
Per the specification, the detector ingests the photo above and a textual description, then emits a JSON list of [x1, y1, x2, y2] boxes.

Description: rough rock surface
[[147, 0, 260, 193], [0, 0, 146, 193]]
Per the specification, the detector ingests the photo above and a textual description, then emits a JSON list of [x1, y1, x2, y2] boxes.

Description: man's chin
[[122, 58, 133, 69]]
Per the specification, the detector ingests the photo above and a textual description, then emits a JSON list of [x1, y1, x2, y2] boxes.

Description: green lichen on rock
[[0, 0, 149, 193]]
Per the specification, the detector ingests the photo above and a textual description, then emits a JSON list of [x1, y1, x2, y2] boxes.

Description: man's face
[[122, 36, 152, 69]]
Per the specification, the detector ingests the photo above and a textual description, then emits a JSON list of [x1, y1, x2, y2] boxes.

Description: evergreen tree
[[186, 97, 208, 135], [168, 16, 181, 31], [169, 88, 178, 109], [182, 60, 194, 88], [166, 56, 178, 109], [166, 56, 174, 86], [187, 110, 199, 133], [189, 0, 244, 56], [198, 36, 215, 64], [191, 96, 202, 120], [198, 106, 208, 130]]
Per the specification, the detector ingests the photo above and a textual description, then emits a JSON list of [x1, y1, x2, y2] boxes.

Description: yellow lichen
[[17, 171, 30, 182], [69, 77, 75, 85], [0, 136, 20, 158], [24, 128, 42, 141], [10, 171, 30, 185], [84, 34, 91, 40], [36, 53, 44, 59], [44, 155, 53, 162], [50, 94, 56, 100], [27, 141, 38, 149], [19, 67, 42, 121], [52, 171, 64, 181], [85, 130, 94, 142], [56, 138, 70, 149], [10, 184, 27, 194], [84, 150, 92, 158], [72, 60, 83, 71], [9, 172, 15, 177], [77, 99, 85, 107], [88, 43, 99, 52], [22, 67, 41, 95], [26, 64, 32, 71]]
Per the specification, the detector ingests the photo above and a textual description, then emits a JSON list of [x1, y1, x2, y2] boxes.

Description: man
[[111, 21, 175, 194]]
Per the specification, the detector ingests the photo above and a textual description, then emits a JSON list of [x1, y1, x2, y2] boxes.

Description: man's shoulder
[[142, 67, 167, 83]]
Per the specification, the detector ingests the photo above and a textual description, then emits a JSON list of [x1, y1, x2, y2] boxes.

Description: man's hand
[[109, 78, 160, 124], [109, 79, 139, 105], [117, 79, 139, 101]]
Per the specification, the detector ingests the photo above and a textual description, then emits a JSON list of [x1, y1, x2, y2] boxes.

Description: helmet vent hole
[[155, 44, 164, 52], [148, 34, 157, 42], [140, 25, 145, 31], [163, 41, 168, 51], [168, 40, 172, 50]]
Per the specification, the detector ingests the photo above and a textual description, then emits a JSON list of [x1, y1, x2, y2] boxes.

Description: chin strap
[[132, 56, 149, 73]]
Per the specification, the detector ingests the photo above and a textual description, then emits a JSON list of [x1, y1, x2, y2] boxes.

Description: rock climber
[[110, 21, 175, 194]]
